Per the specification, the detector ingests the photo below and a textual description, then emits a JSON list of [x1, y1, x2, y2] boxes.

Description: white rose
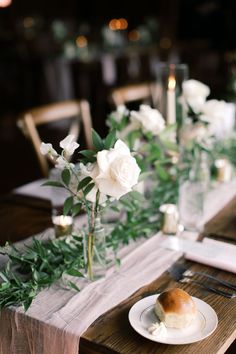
[[110, 105, 129, 123], [78, 162, 107, 204], [130, 104, 165, 136], [40, 142, 58, 157], [200, 100, 235, 139], [95, 139, 141, 200], [60, 134, 79, 156], [182, 79, 210, 113]]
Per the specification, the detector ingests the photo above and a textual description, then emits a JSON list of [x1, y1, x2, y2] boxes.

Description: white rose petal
[[96, 139, 141, 200], [78, 162, 107, 204], [110, 105, 129, 123], [40, 142, 57, 157], [60, 134, 79, 156], [130, 104, 165, 136], [200, 100, 235, 139], [182, 79, 210, 114]]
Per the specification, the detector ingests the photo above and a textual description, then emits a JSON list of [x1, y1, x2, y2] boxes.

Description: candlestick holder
[[159, 204, 179, 235], [153, 62, 189, 126], [215, 158, 232, 183]]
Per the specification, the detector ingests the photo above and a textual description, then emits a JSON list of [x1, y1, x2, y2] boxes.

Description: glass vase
[[84, 208, 107, 281], [178, 149, 210, 233]]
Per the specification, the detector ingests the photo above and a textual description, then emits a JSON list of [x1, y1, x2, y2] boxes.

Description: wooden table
[[0, 193, 236, 354]]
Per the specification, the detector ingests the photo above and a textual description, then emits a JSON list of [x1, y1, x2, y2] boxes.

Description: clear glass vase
[[178, 150, 210, 232], [83, 209, 107, 281]]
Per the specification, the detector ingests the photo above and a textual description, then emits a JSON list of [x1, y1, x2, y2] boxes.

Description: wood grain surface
[[81, 196, 236, 354], [0, 193, 51, 245], [81, 260, 236, 354]]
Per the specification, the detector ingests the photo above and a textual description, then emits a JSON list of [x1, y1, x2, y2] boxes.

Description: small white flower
[[55, 156, 75, 170], [110, 105, 129, 123], [96, 139, 141, 200], [181, 79, 210, 114], [60, 135, 79, 156], [130, 105, 165, 136], [40, 142, 58, 157]]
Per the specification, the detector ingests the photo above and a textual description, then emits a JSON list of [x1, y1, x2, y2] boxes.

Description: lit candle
[[159, 204, 179, 235], [167, 75, 176, 125], [52, 215, 73, 238], [215, 158, 232, 183]]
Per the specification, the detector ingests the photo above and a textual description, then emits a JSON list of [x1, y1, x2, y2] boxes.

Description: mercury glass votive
[[52, 215, 73, 238], [215, 158, 232, 182], [159, 204, 179, 235]]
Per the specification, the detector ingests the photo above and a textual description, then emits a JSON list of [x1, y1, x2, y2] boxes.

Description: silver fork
[[169, 264, 236, 298], [180, 277, 236, 299], [170, 263, 236, 291]]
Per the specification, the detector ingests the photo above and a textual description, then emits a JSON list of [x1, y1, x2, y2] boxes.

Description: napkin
[[161, 237, 236, 274], [13, 179, 50, 200], [185, 238, 236, 273]]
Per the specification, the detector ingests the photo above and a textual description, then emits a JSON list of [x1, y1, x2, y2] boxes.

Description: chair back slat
[[17, 99, 93, 177]]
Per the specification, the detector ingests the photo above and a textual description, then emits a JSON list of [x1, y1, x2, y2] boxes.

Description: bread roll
[[155, 288, 197, 329]]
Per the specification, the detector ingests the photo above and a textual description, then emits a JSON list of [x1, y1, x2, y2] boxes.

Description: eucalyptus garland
[[0, 236, 84, 311]]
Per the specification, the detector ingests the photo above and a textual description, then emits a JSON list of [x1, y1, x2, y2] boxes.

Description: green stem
[[87, 231, 93, 280], [87, 203, 95, 280]]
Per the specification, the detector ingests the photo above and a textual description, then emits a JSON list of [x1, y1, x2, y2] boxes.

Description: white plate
[[128, 294, 218, 345]]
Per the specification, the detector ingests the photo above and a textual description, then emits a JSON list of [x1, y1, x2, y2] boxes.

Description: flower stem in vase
[[85, 203, 107, 281], [87, 230, 94, 281]]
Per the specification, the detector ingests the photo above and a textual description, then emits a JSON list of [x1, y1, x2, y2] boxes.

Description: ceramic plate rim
[[128, 294, 218, 345]]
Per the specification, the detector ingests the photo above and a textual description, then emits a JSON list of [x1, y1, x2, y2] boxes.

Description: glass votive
[[153, 62, 189, 124], [159, 204, 179, 235], [215, 158, 232, 182], [52, 215, 73, 238]]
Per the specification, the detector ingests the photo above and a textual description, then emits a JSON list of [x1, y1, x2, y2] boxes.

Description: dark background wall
[[0, 0, 236, 194]]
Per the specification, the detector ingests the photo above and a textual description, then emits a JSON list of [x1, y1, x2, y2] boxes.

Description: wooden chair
[[110, 83, 153, 108], [17, 99, 93, 177]]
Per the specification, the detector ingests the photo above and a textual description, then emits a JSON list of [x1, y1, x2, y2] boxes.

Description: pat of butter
[[148, 322, 167, 337]]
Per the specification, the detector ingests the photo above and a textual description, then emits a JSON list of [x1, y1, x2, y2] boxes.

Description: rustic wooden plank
[[0, 194, 51, 245], [81, 261, 236, 354]]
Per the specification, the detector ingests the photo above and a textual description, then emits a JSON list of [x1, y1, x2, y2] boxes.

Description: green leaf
[[129, 190, 145, 202], [41, 181, 64, 188], [63, 196, 74, 215], [65, 268, 84, 277], [80, 150, 96, 158], [68, 281, 80, 292], [71, 203, 81, 216], [0, 272, 9, 283], [61, 169, 71, 187], [83, 182, 95, 196], [23, 298, 33, 312], [155, 163, 169, 181], [92, 129, 104, 151], [104, 130, 116, 149], [77, 176, 92, 191]]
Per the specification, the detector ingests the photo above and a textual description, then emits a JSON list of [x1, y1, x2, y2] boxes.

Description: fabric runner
[[0, 180, 236, 354]]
